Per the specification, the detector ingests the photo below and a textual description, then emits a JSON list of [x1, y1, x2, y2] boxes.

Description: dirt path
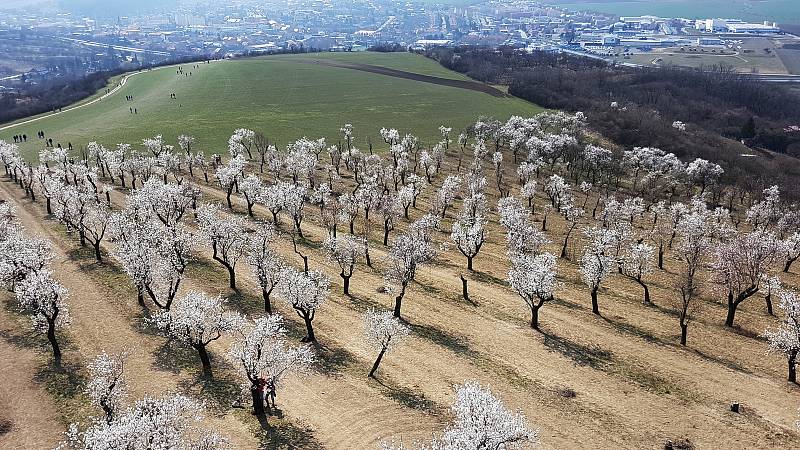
[[290, 58, 509, 98], [0, 328, 63, 449], [0, 181, 261, 448]]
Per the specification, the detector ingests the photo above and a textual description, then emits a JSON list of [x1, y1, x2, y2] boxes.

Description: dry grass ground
[[2, 141, 800, 449]]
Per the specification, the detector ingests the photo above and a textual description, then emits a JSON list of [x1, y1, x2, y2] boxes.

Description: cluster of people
[[125, 95, 135, 101], [176, 66, 192, 77], [11, 134, 27, 143], [255, 378, 277, 413]]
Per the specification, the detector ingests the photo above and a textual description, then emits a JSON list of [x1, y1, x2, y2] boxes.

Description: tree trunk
[[393, 284, 406, 318], [460, 274, 469, 303], [680, 321, 688, 346], [789, 351, 798, 383], [530, 305, 540, 330], [467, 255, 473, 271], [658, 243, 664, 269], [262, 287, 273, 314], [765, 293, 774, 316], [302, 314, 316, 343], [725, 292, 737, 327], [341, 272, 351, 296], [227, 265, 237, 291], [196, 344, 213, 378], [369, 348, 386, 378], [785, 257, 797, 273], [591, 287, 600, 315], [93, 241, 102, 262], [47, 319, 61, 367], [383, 221, 391, 246], [638, 279, 651, 305], [251, 385, 265, 416]]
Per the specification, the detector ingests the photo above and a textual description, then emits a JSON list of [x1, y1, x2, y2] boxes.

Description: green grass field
[[1, 52, 542, 159]]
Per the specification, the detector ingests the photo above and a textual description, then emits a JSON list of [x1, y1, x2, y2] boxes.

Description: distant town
[[2, 0, 800, 89]]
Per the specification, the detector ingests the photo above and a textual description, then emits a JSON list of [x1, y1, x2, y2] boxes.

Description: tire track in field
[[289, 58, 510, 98]]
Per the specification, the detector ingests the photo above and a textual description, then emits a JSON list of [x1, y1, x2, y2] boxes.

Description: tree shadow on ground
[[552, 297, 586, 311], [178, 373, 241, 414], [368, 376, 442, 414], [602, 316, 661, 345], [409, 322, 480, 359], [253, 413, 325, 450], [471, 270, 506, 286], [151, 338, 200, 374], [311, 341, 359, 377], [35, 359, 93, 425], [225, 291, 266, 318], [542, 333, 613, 369], [690, 348, 753, 375], [343, 293, 382, 313]]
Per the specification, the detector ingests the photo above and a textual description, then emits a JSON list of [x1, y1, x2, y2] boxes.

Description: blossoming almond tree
[[497, 196, 549, 258], [0, 231, 52, 292], [215, 154, 247, 209], [383, 380, 537, 450], [508, 252, 559, 330], [620, 242, 655, 305], [580, 226, 618, 316], [672, 201, 713, 345], [16, 268, 70, 366], [323, 233, 362, 296], [85, 350, 129, 424], [764, 289, 800, 383], [713, 229, 780, 327], [197, 204, 248, 291], [238, 173, 264, 217], [363, 308, 410, 378], [384, 215, 438, 319], [450, 217, 486, 272], [278, 267, 329, 343], [228, 315, 314, 415], [151, 291, 244, 378], [246, 221, 284, 314], [63, 393, 228, 449]]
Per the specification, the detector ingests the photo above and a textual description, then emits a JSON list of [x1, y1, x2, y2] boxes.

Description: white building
[[726, 22, 781, 33]]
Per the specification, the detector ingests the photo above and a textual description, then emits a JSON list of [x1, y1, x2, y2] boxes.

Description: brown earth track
[[291, 58, 510, 98]]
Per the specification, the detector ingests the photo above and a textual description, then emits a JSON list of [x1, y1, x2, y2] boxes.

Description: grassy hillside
[[1, 52, 542, 158]]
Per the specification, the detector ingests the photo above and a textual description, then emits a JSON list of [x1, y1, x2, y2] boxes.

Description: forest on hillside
[[425, 47, 800, 198]]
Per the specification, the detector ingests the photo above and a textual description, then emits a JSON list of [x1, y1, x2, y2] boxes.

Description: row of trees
[[4, 108, 799, 382], [3, 105, 800, 446]]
